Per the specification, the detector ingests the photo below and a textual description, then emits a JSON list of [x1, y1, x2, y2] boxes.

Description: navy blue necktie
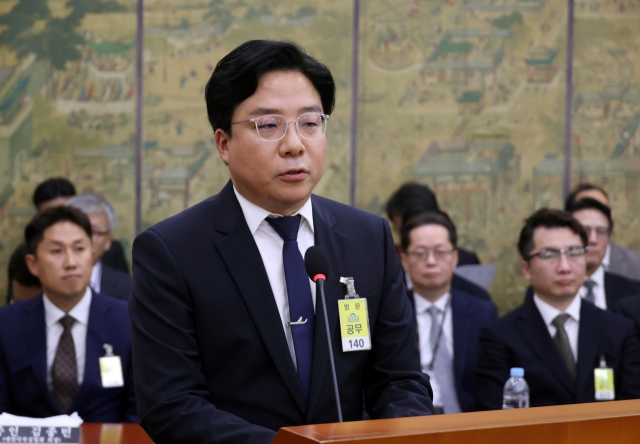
[[266, 215, 315, 404]]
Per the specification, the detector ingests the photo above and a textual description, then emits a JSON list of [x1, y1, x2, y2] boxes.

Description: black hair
[[8, 243, 40, 288], [564, 183, 609, 210], [400, 210, 458, 252], [517, 208, 588, 259], [566, 197, 613, 232], [32, 177, 76, 209], [25, 206, 92, 255], [204, 40, 336, 135], [385, 182, 439, 222]]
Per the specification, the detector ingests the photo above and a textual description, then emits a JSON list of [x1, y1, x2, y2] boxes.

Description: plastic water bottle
[[502, 367, 529, 409]]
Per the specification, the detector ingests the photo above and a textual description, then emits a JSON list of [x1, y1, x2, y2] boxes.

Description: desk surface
[[80, 424, 153, 443]]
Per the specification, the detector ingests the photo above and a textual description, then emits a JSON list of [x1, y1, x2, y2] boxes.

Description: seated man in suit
[[475, 209, 640, 410], [565, 183, 640, 281], [0, 206, 136, 422], [66, 193, 131, 301], [130, 39, 433, 444], [567, 198, 640, 309], [400, 211, 497, 413], [386, 183, 492, 302]]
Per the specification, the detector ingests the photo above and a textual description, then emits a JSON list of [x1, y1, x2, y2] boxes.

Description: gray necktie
[[583, 278, 596, 305], [551, 313, 576, 379], [427, 306, 461, 414], [51, 315, 79, 413]]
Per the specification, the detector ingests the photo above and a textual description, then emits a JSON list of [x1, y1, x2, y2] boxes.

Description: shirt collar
[[586, 265, 604, 288], [533, 292, 581, 327], [43, 287, 92, 329], [233, 185, 314, 234], [602, 243, 611, 269], [413, 291, 451, 314], [90, 260, 103, 289]]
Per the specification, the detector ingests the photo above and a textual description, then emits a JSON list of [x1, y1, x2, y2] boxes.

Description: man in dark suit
[[400, 211, 497, 413], [67, 193, 132, 301], [129, 40, 433, 444], [565, 183, 640, 282], [476, 209, 640, 410], [567, 198, 640, 309], [0, 207, 136, 422]]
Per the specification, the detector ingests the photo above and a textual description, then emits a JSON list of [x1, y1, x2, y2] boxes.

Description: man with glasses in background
[[130, 40, 433, 444], [475, 209, 640, 410], [400, 211, 496, 414], [566, 198, 640, 310]]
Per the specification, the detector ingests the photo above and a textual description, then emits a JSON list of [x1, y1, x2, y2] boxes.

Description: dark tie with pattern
[[552, 313, 576, 379], [583, 278, 596, 305], [52, 315, 78, 413], [426, 306, 461, 413], [266, 215, 315, 404]]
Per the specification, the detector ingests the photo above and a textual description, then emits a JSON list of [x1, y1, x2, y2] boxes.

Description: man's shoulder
[[452, 288, 495, 313], [92, 291, 130, 317], [583, 301, 635, 332], [311, 194, 386, 228], [0, 294, 42, 320], [605, 271, 640, 292]]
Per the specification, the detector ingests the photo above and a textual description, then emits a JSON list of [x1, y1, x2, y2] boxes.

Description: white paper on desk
[[0, 412, 83, 427], [454, 264, 497, 290]]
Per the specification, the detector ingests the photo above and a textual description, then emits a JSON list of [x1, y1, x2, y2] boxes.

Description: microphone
[[304, 246, 343, 423]]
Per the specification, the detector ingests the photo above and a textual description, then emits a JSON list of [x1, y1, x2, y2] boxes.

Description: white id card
[[99, 355, 124, 388]]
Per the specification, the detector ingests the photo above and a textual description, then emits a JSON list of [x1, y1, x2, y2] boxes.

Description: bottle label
[[594, 367, 615, 401]]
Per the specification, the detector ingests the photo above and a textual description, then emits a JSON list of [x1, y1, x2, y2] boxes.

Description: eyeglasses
[[92, 228, 110, 237], [526, 246, 587, 261], [406, 248, 456, 262], [582, 225, 610, 237], [230, 113, 329, 141]]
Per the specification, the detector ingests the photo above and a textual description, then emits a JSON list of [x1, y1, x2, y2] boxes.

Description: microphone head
[[304, 246, 331, 282]]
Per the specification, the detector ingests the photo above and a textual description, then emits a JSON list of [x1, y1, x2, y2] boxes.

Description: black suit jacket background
[[475, 295, 640, 410]]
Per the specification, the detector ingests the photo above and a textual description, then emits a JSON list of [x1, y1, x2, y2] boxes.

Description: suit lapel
[[576, 302, 604, 398], [515, 298, 576, 394], [451, 290, 471, 394], [213, 182, 306, 414], [306, 196, 347, 421], [69, 291, 105, 413], [21, 295, 60, 414]]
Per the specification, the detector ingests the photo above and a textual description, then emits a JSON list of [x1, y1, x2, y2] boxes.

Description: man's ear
[[215, 128, 230, 166], [25, 254, 40, 278], [520, 257, 531, 282]]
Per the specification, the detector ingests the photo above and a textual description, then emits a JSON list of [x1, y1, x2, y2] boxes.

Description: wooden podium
[[272, 399, 640, 444]]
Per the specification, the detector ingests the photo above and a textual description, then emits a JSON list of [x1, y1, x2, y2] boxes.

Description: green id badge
[[594, 355, 615, 401]]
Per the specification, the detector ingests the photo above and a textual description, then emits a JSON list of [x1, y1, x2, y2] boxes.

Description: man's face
[[572, 208, 609, 274], [521, 227, 586, 303], [25, 221, 93, 303], [400, 224, 458, 298], [215, 70, 327, 215], [88, 212, 112, 264]]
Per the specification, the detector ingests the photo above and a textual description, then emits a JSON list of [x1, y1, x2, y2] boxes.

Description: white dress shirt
[[578, 265, 606, 310], [533, 293, 581, 362], [43, 287, 92, 390], [233, 186, 316, 369], [413, 291, 454, 408], [90, 260, 103, 294]]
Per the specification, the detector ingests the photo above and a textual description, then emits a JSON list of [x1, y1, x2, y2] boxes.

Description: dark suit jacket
[[452, 274, 492, 302], [0, 292, 137, 422], [130, 181, 434, 444], [408, 288, 497, 412], [613, 295, 640, 341], [457, 248, 480, 266], [102, 240, 130, 275], [100, 264, 132, 301], [475, 295, 640, 410]]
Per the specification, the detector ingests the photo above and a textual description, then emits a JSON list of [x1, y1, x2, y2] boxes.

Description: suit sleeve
[[474, 325, 510, 411], [363, 218, 434, 418], [0, 318, 10, 413], [123, 332, 138, 423], [617, 320, 640, 400], [129, 229, 275, 444]]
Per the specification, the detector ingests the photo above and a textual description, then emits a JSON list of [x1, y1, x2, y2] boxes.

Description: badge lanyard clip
[[339, 277, 359, 299]]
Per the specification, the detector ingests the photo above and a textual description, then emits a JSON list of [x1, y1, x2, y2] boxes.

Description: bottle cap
[[510, 367, 524, 377]]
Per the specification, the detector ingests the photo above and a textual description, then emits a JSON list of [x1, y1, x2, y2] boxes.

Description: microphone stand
[[317, 277, 343, 422]]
